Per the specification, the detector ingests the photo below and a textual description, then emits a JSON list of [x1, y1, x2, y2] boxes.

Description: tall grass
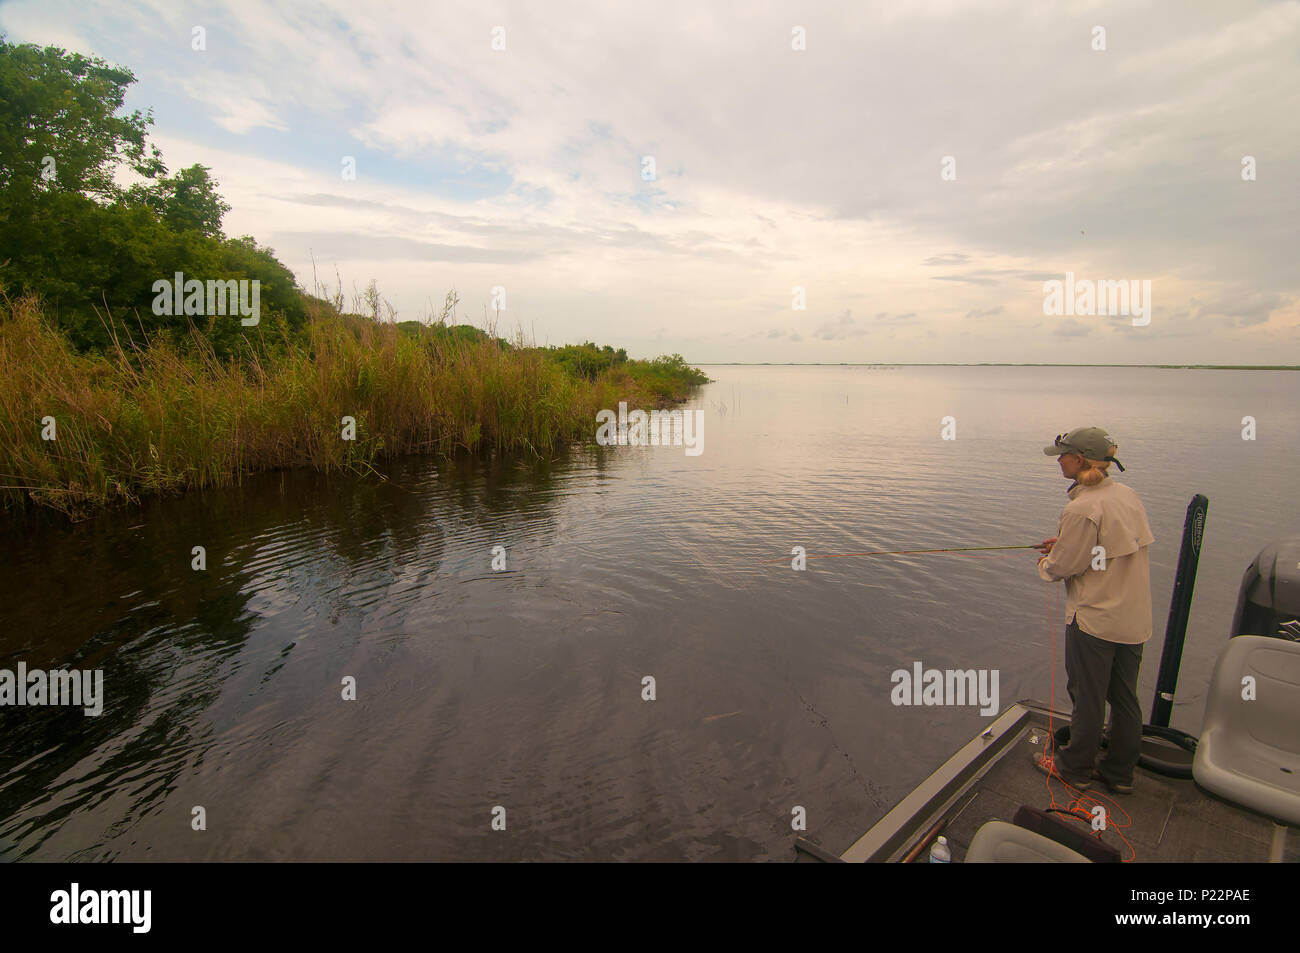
[[0, 295, 704, 517]]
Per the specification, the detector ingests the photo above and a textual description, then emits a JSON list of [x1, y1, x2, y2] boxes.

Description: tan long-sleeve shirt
[[1036, 477, 1155, 644]]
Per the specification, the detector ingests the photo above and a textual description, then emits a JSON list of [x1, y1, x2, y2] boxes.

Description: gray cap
[[1044, 426, 1125, 471]]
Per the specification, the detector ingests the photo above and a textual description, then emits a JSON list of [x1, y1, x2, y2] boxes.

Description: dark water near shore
[[1, 366, 1297, 861]]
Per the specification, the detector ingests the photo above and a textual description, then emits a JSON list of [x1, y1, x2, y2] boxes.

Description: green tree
[[0, 37, 164, 202], [125, 164, 232, 238], [0, 39, 309, 359]]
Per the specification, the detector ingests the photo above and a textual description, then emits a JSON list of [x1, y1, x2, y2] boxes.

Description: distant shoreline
[[694, 363, 1300, 370]]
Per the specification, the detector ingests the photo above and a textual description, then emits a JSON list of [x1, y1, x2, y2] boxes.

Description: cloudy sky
[[3, 0, 1298, 363]]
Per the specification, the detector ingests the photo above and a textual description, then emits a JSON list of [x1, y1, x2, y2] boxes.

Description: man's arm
[[1037, 511, 1099, 581]]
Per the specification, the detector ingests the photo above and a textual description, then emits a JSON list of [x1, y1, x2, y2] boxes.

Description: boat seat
[[965, 821, 1091, 863], [1192, 635, 1300, 825]]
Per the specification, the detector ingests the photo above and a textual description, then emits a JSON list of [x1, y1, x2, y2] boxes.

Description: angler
[[1032, 426, 1154, 794]]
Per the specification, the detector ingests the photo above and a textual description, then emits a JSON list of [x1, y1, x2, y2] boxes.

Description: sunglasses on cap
[[1053, 433, 1125, 472]]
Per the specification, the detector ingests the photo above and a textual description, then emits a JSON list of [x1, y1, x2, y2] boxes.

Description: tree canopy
[[0, 38, 164, 201], [0, 37, 302, 356]]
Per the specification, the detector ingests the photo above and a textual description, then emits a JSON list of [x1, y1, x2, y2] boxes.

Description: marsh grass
[[0, 295, 705, 517]]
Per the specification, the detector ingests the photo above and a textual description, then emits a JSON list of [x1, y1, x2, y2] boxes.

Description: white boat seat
[[1192, 635, 1300, 825], [965, 820, 1091, 863]]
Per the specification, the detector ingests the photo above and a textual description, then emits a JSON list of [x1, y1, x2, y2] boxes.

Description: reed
[[0, 295, 706, 517]]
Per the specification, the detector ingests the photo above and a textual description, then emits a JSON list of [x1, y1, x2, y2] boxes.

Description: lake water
[[1, 365, 1297, 860]]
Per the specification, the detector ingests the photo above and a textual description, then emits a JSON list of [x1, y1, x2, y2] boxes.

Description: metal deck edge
[[838, 699, 1066, 862]]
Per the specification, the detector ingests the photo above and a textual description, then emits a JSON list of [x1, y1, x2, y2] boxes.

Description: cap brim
[[1043, 445, 1067, 455]]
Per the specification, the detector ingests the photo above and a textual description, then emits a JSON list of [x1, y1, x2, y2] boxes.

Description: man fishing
[[1031, 427, 1155, 794]]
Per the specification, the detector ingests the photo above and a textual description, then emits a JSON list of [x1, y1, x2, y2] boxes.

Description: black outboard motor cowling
[[1230, 535, 1300, 641]]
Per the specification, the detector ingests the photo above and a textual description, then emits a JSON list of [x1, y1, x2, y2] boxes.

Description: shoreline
[[0, 298, 708, 520]]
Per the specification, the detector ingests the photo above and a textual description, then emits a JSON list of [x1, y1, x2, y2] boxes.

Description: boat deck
[[797, 700, 1296, 863]]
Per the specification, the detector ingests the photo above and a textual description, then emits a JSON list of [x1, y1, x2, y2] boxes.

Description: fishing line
[[700, 544, 1038, 589], [755, 544, 1041, 565]]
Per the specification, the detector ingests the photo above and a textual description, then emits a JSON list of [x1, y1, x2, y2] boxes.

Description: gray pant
[[1056, 619, 1145, 784]]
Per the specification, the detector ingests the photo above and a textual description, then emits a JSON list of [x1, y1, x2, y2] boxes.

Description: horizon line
[[689, 362, 1300, 369]]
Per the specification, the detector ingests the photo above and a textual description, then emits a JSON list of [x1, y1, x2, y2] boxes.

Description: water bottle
[[929, 835, 951, 863]]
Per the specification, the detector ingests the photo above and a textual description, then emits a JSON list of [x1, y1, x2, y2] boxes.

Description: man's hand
[[1034, 537, 1058, 555]]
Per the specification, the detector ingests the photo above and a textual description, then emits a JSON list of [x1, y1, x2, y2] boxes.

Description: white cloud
[[1, 0, 1296, 362]]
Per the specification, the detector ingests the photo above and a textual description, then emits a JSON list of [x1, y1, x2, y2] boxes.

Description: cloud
[[1188, 290, 1282, 328], [1052, 318, 1092, 337], [929, 272, 1003, 286], [2, 0, 1295, 362], [922, 253, 970, 267], [814, 310, 867, 340], [179, 77, 289, 134], [269, 231, 541, 264]]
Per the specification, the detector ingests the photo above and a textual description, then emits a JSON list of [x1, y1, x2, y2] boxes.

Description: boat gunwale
[[802, 697, 1292, 863], [832, 698, 1068, 862]]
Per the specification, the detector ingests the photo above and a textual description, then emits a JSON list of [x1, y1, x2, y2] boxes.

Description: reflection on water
[[1, 366, 1297, 860]]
